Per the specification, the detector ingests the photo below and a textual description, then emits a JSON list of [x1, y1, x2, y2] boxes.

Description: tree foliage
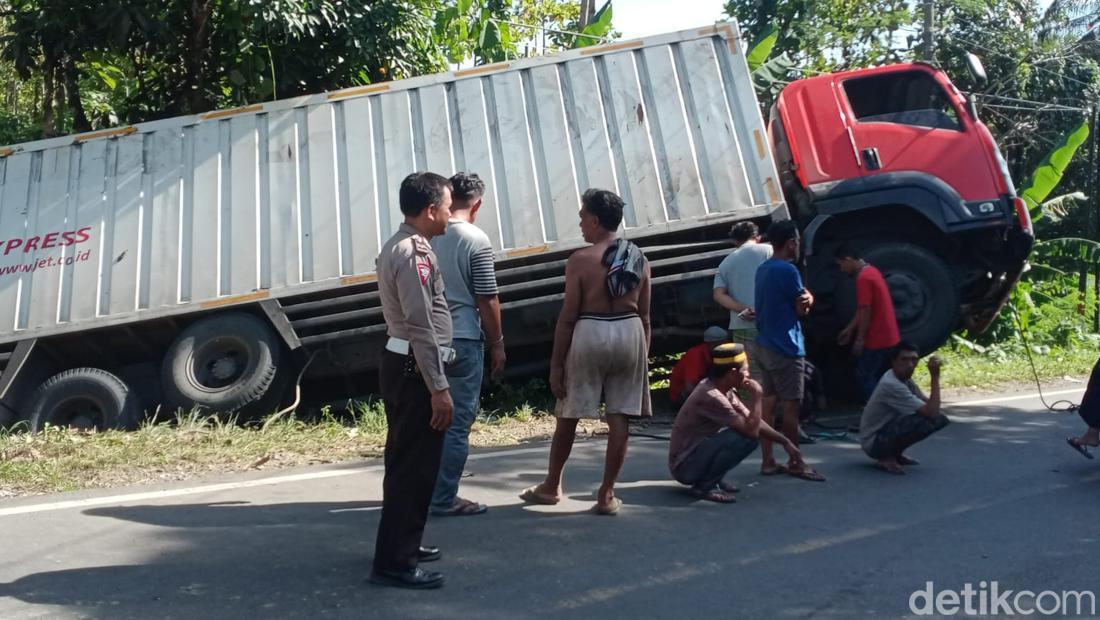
[[0, 0, 608, 142]]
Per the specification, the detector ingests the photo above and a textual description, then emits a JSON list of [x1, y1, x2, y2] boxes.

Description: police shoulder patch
[[411, 235, 432, 255]]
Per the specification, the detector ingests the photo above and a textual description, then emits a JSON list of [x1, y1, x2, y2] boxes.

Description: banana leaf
[[1019, 120, 1091, 221], [746, 24, 779, 72]]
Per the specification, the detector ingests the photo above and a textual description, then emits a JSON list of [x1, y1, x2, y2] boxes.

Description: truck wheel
[[161, 312, 282, 415], [862, 242, 958, 354], [28, 368, 142, 432]]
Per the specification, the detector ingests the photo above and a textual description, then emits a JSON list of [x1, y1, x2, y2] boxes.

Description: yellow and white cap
[[711, 342, 747, 367]]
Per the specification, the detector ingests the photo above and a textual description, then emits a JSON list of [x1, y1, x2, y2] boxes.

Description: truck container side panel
[[332, 103, 354, 275], [292, 108, 314, 282], [187, 122, 221, 303], [0, 155, 31, 330], [602, 52, 667, 229], [564, 59, 620, 201], [526, 65, 579, 242], [15, 153, 42, 330], [265, 110, 303, 290], [146, 128, 183, 310], [483, 77, 518, 247], [639, 46, 709, 221], [489, 71, 545, 247], [417, 85, 456, 181], [29, 148, 70, 327], [97, 141, 118, 316], [229, 114, 260, 293], [445, 85, 466, 173], [592, 56, 639, 228], [72, 141, 106, 321], [379, 92, 416, 241], [105, 135, 144, 316], [341, 98, 382, 275], [713, 38, 777, 207], [454, 79, 503, 248], [679, 39, 753, 214], [305, 104, 341, 282]]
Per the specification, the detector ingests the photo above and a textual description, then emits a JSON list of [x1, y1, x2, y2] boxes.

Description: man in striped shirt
[[429, 172, 506, 516]]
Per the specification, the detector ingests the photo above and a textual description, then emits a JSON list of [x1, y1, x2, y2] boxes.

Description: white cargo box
[[0, 21, 781, 345]]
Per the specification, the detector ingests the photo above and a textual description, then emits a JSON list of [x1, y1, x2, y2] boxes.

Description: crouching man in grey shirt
[[859, 341, 950, 475]]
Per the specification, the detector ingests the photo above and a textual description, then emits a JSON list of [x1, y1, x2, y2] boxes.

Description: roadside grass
[[0, 392, 579, 497], [914, 342, 1099, 393]]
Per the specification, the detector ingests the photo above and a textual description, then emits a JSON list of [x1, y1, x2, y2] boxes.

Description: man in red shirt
[[669, 326, 729, 407], [835, 245, 901, 402]]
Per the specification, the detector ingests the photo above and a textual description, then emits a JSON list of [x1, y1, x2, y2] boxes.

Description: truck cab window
[[843, 71, 961, 131]]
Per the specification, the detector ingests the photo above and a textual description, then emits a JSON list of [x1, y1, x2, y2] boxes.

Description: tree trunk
[[578, 0, 594, 29], [54, 69, 66, 135], [41, 58, 56, 138], [1079, 267, 1088, 316], [185, 0, 213, 113], [64, 59, 90, 132]]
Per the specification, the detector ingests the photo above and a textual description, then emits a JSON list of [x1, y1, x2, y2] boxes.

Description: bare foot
[[874, 458, 905, 475], [1073, 435, 1100, 447]]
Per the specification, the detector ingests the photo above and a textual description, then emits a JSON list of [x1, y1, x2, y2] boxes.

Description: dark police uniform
[[374, 222, 454, 573]]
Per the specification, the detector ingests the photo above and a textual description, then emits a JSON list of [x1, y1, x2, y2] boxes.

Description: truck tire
[[862, 242, 958, 354], [28, 368, 142, 432], [161, 312, 282, 415]]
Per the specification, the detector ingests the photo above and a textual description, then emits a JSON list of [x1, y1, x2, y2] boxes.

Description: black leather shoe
[[369, 567, 444, 589], [418, 546, 441, 562]]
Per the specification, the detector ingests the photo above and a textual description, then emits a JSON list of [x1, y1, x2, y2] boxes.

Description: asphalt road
[[1, 389, 1097, 619]]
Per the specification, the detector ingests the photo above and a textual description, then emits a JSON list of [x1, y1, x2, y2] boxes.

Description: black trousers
[[1078, 357, 1100, 429], [866, 413, 950, 460], [373, 350, 445, 572]]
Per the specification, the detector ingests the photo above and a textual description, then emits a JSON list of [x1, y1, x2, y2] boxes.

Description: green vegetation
[[0, 0, 614, 143]]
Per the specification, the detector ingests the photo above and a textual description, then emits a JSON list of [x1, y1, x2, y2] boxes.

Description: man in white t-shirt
[[859, 342, 950, 474], [713, 221, 772, 359]]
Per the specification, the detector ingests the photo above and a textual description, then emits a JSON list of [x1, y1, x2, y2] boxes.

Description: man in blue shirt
[[754, 220, 825, 482]]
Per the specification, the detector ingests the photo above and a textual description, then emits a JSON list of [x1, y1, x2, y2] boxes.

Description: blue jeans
[[431, 338, 484, 510], [855, 347, 892, 402]]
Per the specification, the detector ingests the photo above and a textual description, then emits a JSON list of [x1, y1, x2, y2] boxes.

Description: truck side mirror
[[965, 53, 988, 87]]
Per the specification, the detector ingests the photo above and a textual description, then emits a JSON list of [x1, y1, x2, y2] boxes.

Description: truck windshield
[[843, 70, 961, 131]]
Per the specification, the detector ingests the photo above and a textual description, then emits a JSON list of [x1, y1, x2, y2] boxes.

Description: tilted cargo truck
[[0, 21, 1030, 430]]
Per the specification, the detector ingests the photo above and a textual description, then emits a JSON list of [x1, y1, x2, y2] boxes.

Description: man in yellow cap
[[669, 343, 806, 502]]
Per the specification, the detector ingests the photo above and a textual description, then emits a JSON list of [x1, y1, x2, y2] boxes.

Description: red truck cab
[[770, 62, 1033, 353]]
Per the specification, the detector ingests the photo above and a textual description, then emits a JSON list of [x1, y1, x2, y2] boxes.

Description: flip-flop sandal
[[760, 464, 789, 476], [1066, 437, 1096, 460], [431, 498, 488, 516], [594, 496, 623, 516], [718, 481, 740, 493], [897, 455, 920, 466], [690, 487, 736, 503], [788, 466, 827, 482], [519, 486, 560, 505], [873, 462, 906, 475]]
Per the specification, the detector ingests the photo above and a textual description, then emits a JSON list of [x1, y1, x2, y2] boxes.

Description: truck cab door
[[840, 68, 1001, 203]]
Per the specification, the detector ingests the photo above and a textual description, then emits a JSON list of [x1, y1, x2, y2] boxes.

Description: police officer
[[370, 172, 455, 590]]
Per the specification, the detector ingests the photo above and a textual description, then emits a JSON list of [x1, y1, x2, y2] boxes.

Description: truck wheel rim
[[189, 337, 250, 392], [49, 396, 104, 429], [886, 272, 927, 324]]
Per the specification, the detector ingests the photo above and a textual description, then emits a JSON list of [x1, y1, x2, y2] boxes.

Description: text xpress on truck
[[0, 22, 1029, 431]]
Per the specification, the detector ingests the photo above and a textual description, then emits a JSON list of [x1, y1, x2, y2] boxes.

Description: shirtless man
[[520, 189, 651, 515]]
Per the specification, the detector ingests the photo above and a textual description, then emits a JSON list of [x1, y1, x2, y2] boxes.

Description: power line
[[950, 33, 1097, 90], [975, 93, 1090, 112]]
